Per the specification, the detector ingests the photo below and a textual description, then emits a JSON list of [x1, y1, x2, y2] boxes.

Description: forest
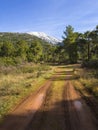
[[0, 33, 56, 65], [0, 25, 98, 68]]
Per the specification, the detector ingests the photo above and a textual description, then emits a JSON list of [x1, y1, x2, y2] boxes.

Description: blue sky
[[0, 0, 98, 39]]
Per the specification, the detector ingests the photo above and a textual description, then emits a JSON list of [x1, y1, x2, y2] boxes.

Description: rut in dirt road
[[0, 79, 53, 130], [64, 81, 97, 130]]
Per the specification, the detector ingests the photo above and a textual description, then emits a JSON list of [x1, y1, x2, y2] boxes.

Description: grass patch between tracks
[[29, 69, 66, 130]]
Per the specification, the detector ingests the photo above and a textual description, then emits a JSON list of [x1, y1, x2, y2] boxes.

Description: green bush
[[13, 57, 23, 65], [93, 70, 98, 78], [82, 59, 98, 69], [0, 57, 15, 66], [20, 66, 35, 73]]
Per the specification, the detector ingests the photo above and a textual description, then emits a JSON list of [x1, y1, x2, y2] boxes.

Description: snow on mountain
[[27, 32, 62, 44]]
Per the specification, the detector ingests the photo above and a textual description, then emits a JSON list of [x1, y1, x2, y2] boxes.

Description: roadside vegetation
[[0, 63, 54, 121], [72, 66, 98, 99]]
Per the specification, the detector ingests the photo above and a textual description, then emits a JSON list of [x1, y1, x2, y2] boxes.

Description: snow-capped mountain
[[27, 32, 62, 44]]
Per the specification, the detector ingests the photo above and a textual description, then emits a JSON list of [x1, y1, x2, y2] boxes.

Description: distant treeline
[[0, 25, 98, 68], [0, 33, 62, 65]]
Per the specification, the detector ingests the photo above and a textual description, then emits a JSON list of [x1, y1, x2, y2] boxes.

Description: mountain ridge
[[27, 32, 62, 44]]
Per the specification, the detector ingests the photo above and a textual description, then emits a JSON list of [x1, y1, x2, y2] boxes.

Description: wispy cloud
[[0, 0, 98, 39]]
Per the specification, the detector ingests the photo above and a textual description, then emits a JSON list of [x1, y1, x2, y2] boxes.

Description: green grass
[[72, 65, 98, 99], [79, 78, 98, 98], [30, 70, 66, 130], [0, 63, 54, 122]]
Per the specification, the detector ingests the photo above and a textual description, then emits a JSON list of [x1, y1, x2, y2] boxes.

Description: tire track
[[64, 81, 97, 130], [0, 79, 53, 130]]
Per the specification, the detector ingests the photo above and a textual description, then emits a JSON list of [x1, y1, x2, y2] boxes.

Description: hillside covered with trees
[[0, 25, 98, 68], [0, 33, 58, 65]]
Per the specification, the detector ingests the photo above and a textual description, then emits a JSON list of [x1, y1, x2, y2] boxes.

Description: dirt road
[[0, 66, 98, 130]]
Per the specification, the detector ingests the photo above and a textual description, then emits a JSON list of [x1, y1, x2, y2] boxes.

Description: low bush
[[0, 57, 15, 66], [0, 63, 53, 121], [82, 59, 98, 69], [79, 78, 98, 98]]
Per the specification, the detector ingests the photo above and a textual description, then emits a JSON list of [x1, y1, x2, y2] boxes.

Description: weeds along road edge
[[0, 67, 59, 130]]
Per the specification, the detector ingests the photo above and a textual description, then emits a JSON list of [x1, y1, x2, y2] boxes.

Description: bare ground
[[0, 65, 98, 130]]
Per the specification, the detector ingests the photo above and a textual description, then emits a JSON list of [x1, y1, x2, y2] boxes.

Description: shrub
[[82, 59, 98, 69], [0, 57, 15, 66]]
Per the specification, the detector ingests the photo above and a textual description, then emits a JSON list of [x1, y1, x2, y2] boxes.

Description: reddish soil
[[64, 81, 97, 130], [27, 81, 97, 130], [0, 79, 53, 130]]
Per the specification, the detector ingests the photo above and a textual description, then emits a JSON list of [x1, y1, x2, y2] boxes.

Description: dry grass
[[73, 65, 98, 99], [0, 63, 54, 122], [79, 78, 98, 98]]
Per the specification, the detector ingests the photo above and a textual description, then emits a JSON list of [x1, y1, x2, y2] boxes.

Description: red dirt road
[[27, 81, 97, 130], [0, 67, 97, 130]]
